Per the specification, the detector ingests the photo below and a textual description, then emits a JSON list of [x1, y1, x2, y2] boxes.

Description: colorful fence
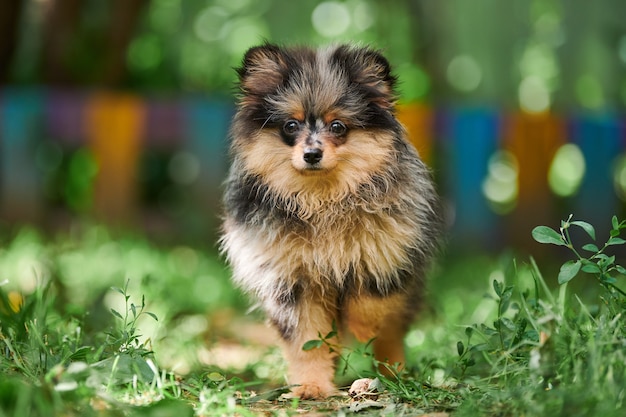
[[1, 88, 625, 249]]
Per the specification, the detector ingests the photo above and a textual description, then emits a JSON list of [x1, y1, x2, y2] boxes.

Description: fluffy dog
[[220, 43, 441, 399]]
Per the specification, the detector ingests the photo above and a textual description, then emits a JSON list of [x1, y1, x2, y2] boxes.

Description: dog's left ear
[[338, 46, 398, 109], [235, 43, 288, 109]]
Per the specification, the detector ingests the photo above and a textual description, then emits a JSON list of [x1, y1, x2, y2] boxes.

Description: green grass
[[0, 217, 625, 416]]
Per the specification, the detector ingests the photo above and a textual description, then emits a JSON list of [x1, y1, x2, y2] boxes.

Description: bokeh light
[[168, 151, 200, 186], [548, 143, 585, 197], [613, 154, 626, 202], [517, 6, 561, 114], [148, 0, 182, 34], [312, 2, 351, 38], [518, 76, 551, 113], [220, 17, 270, 56], [396, 63, 430, 101], [352, 0, 375, 32], [517, 41, 558, 113], [519, 44, 559, 83], [576, 74, 604, 110], [533, 12, 565, 47], [482, 150, 519, 214], [194, 6, 228, 43], [446, 55, 482, 92], [127, 34, 163, 72]]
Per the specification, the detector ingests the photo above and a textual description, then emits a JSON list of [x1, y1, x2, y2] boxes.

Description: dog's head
[[230, 43, 403, 195]]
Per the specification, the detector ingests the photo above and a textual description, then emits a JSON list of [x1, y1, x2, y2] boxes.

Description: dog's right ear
[[237, 43, 288, 98]]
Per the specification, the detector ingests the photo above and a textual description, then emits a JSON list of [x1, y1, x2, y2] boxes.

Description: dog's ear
[[337, 46, 398, 109], [237, 43, 288, 98]]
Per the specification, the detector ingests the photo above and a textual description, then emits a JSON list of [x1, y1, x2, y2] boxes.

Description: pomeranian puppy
[[220, 43, 442, 399]]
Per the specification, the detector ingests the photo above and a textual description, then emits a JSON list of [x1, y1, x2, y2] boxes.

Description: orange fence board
[[503, 112, 566, 248], [85, 92, 145, 224], [504, 112, 565, 204], [397, 103, 434, 165]]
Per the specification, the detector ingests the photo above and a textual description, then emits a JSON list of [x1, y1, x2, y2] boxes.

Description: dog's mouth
[[298, 163, 327, 175], [303, 162, 323, 170]]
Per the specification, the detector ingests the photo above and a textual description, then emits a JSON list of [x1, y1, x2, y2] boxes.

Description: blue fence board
[[184, 97, 233, 192], [440, 108, 500, 242], [571, 115, 623, 227], [0, 89, 44, 219]]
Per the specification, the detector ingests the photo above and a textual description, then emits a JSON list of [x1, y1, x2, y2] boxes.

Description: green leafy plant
[[107, 279, 158, 357], [302, 320, 382, 378], [532, 214, 626, 311], [455, 274, 541, 382]]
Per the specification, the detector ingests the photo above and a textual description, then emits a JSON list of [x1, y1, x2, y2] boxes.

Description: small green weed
[[532, 214, 626, 308], [106, 279, 158, 356]]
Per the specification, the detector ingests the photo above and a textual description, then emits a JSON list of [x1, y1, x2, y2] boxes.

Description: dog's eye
[[329, 120, 347, 135], [283, 120, 301, 135]]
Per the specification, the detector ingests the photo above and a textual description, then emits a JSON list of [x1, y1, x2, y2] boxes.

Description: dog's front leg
[[268, 299, 338, 399], [345, 293, 413, 373]]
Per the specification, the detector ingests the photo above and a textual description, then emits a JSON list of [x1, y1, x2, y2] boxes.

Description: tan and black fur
[[220, 44, 441, 399]]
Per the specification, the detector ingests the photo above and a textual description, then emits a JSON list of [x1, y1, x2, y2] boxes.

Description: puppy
[[220, 43, 441, 399]]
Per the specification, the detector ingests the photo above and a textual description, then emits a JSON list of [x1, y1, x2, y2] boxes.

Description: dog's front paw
[[289, 382, 336, 399]]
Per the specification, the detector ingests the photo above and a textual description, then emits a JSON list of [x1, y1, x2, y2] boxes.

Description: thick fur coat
[[220, 44, 441, 399]]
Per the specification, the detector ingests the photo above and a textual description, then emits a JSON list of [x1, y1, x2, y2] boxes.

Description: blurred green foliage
[[3, 0, 626, 111]]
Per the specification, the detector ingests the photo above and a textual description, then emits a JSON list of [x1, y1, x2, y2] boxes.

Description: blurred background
[[1, 0, 626, 252]]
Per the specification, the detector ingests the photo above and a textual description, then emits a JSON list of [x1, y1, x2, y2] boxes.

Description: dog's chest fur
[[221, 191, 421, 300]]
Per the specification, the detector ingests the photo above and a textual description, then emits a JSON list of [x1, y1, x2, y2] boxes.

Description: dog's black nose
[[303, 148, 323, 164]]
